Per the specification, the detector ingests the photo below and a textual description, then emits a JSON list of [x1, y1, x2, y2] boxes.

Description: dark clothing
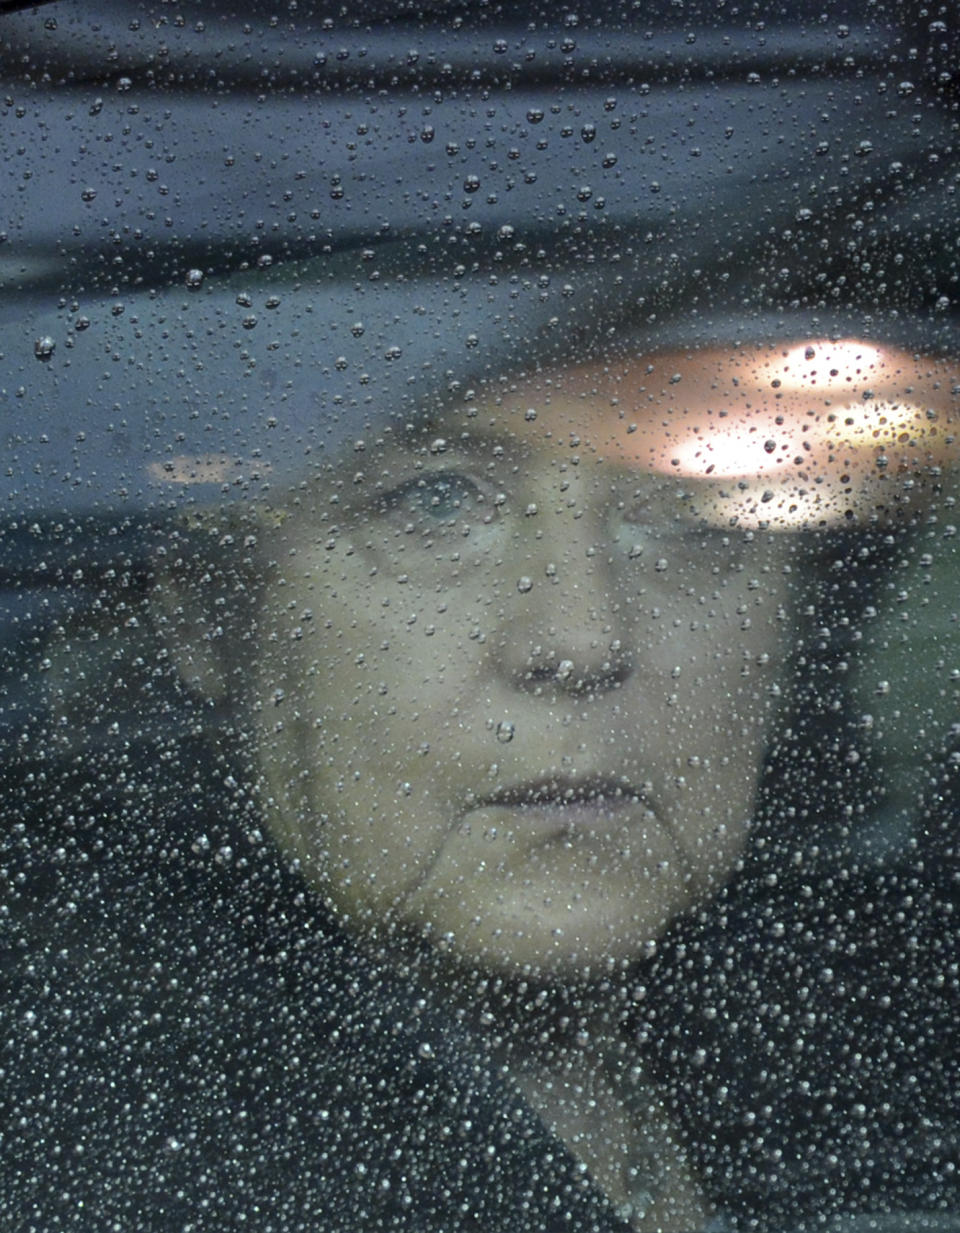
[[0, 777, 633, 1232], [0, 741, 957, 1232]]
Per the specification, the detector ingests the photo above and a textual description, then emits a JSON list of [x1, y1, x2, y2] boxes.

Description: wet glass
[[1, 4, 958, 1232]]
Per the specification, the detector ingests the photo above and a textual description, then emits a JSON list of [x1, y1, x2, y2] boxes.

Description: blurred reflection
[[553, 345, 955, 528]]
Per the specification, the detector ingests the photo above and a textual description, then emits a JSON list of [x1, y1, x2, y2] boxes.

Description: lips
[[476, 774, 657, 818], [462, 776, 662, 855]]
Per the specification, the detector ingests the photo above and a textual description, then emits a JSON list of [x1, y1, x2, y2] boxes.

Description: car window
[[1, 4, 958, 1231]]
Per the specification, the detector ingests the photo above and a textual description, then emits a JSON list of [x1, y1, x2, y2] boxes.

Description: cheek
[[629, 570, 788, 818], [251, 554, 480, 819], [254, 554, 415, 706], [629, 567, 786, 692]]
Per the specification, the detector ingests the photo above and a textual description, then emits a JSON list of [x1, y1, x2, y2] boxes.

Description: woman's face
[[254, 364, 791, 977]]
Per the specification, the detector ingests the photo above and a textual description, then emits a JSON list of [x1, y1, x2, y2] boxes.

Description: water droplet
[[580, 123, 596, 143], [34, 336, 55, 360], [496, 721, 515, 743], [526, 108, 545, 124], [516, 576, 533, 593], [80, 186, 97, 202], [185, 268, 204, 289], [555, 659, 574, 682], [351, 321, 365, 337], [654, 558, 668, 572]]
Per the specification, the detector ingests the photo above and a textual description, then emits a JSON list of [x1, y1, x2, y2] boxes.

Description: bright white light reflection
[[531, 341, 958, 529]]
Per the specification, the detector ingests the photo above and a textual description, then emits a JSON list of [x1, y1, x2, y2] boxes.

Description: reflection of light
[[511, 341, 958, 529], [657, 393, 935, 480], [645, 341, 947, 484]]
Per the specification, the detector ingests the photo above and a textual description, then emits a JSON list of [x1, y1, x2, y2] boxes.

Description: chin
[[409, 895, 683, 983]]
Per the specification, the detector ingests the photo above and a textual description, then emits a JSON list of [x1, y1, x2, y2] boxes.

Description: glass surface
[[1, 3, 957, 1231]]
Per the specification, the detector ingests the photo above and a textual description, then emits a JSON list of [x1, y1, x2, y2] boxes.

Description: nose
[[492, 507, 633, 695]]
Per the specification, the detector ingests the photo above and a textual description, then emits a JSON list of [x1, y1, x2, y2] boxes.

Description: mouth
[[464, 776, 664, 848], [478, 774, 655, 812]]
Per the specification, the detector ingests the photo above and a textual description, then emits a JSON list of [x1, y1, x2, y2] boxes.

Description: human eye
[[613, 483, 749, 570], [614, 484, 707, 541], [375, 469, 491, 528]]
